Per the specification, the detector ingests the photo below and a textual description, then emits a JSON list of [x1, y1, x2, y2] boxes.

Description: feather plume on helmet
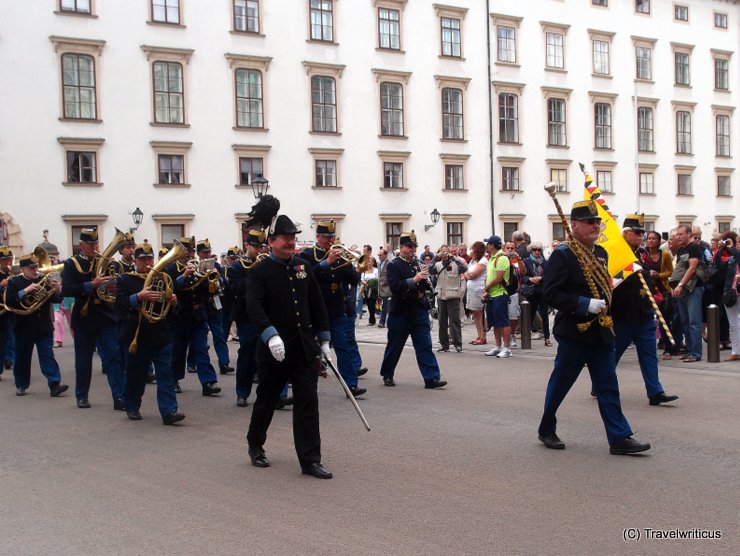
[[244, 195, 281, 230]]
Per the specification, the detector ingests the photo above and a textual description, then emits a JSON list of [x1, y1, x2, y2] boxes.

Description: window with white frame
[[234, 0, 259, 33], [445, 165, 464, 190], [315, 160, 337, 187], [311, 75, 337, 132], [62, 53, 97, 120], [714, 12, 727, 29], [552, 221, 565, 241], [674, 5, 688, 21], [447, 222, 463, 246], [637, 106, 654, 152], [498, 93, 518, 143], [594, 103, 612, 149], [636, 0, 650, 14], [386, 222, 402, 249], [592, 40, 610, 75], [636, 46, 652, 80], [546, 33, 564, 69], [239, 157, 263, 186], [160, 223, 185, 249], [502, 167, 520, 191], [232, 144, 269, 188], [153, 61, 184, 124], [151, 141, 191, 187], [716, 114, 731, 157], [383, 162, 403, 189], [503, 222, 520, 241], [717, 175, 731, 197], [596, 170, 613, 193], [548, 98, 566, 146], [380, 82, 404, 137], [715, 58, 729, 90], [718, 221, 732, 234], [235, 69, 263, 128], [309, 0, 333, 42], [378, 8, 400, 50], [151, 0, 180, 24], [674, 51, 690, 85], [60, 0, 91, 14], [441, 18, 461, 57], [550, 168, 568, 192], [442, 87, 464, 140], [677, 173, 692, 195], [676, 111, 691, 154], [639, 172, 654, 195], [67, 151, 96, 183], [497, 26, 515, 63]]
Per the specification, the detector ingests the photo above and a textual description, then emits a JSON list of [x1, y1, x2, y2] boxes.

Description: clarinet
[[412, 256, 437, 298]]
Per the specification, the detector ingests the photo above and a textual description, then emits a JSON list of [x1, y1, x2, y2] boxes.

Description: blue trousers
[[172, 317, 218, 385], [124, 342, 178, 417], [14, 329, 62, 390], [614, 318, 664, 398], [187, 310, 230, 368], [676, 285, 703, 359], [74, 321, 125, 401], [538, 335, 633, 446], [379, 308, 441, 381], [235, 321, 258, 398], [329, 314, 361, 388]]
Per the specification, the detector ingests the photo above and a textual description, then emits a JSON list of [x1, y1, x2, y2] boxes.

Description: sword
[[321, 356, 371, 432]]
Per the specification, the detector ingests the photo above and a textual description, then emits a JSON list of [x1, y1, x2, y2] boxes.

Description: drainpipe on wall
[[486, 0, 496, 234]]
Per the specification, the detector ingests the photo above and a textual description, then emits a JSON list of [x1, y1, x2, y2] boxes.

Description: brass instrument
[[129, 240, 189, 353], [3, 247, 64, 315], [180, 257, 221, 291], [93, 228, 128, 303], [544, 182, 613, 334], [329, 244, 362, 263], [357, 254, 370, 273]]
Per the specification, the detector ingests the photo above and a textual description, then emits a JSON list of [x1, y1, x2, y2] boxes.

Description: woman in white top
[[360, 256, 379, 326], [462, 241, 489, 345]]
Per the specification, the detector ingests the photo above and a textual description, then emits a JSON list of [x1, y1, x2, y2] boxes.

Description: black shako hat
[[246, 229, 267, 247], [570, 200, 600, 221], [79, 226, 99, 243], [399, 231, 418, 247], [623, 213, 645, 232], [269, 215, 301, 237]]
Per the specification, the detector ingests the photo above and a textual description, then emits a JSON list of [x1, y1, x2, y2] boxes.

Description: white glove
[[321, 341, 332, 363], [268, 335, 285, 362], [587, 298, 607, 314]]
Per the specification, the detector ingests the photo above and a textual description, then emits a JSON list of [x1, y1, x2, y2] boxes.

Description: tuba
[[128, 240, 188, 353], [3, 247, 64, 315], [93, 228, 128, 303]]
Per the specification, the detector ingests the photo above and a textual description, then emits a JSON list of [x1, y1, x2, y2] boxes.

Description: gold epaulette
[[70, 256, 93, 275]]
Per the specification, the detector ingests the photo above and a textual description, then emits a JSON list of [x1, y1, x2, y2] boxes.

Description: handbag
[[724, 274, 738, 307]]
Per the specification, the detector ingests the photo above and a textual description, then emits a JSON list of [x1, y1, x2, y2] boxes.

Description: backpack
[[493, 254, 519, 297]]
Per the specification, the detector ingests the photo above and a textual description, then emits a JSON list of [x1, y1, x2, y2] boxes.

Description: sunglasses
[[631, 229, 645, 235], [532, 248, 542, 251], [582, 218, 602, 225]]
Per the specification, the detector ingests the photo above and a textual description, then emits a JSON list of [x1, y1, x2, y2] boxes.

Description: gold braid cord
[[565, 238, 614, 333]]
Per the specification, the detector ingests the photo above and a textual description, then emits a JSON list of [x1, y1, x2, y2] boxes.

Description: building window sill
[[63, 182, 103, 187], [591, 73, 613, 79], [500, 189, 522, 193], [233, 126, 269, 132], [309, 130, 342, 136], [443, 188, 467, 192], [380, 187, 408, 191], [230, 30, 266, 37], [59, 117, 103, 124], [634, 79, 655, 84], [154, 183, 191, 188], [438, 55, 466, 61], [546, 144, 570, 149], [674, 83, 692, 89], [495, 61, 520, 68], [498, 141, 522, 146], [378, 134, 408, 140], [714, 88, 731, 93], [306, 39, 338, 46], [147, 21, 186, 29], [376, 47, 405, 54], [54, 10, 98, 18], [440, 138, 468, 143], [150, 122, 190, 128], [312, 186, 342, 190], [545, 67, 568, 74]]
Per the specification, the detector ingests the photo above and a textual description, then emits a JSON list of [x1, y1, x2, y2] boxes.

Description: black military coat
[[300, 246, 358, 319], [4, 275, 61, 336], [611, 246, 655, 325], [166, 260, 209, 323], [386, 256, 433, 317], [115, 273, 172, 350], [61, 254, 119, 329], [543, 243, 614, 345], [227, 257, 256, 325], [246, 255, 330, 364]]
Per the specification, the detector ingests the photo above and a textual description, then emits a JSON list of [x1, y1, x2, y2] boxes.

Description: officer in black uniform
[[379, 231, 447, 389], [4, 253, 69, 397], [246, 215, 334, 479], [228, 231, 264, 407], [221, 246, 240, 344], [537, 200, 651, 455], [115, 242, 184, 425], [166, 237, 221, 396], [0, 246, 13, 381], [300, 220, 366, 398], [61, 227, 126, 410]]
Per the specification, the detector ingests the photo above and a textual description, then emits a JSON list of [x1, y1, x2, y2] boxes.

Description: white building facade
[[0, 0, 737, 257]]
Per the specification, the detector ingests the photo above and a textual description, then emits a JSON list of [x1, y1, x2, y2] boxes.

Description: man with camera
[[670, 225, 704, 362], [429, 245, 468, 353]]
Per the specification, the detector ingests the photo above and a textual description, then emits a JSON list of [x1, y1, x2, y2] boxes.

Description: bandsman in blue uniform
[[246, 214, 334, 479], [300, 220, 366, 398], [379, 231, 447, 389], [61, 227, 126, 410], [166, 237, 221, 396], [228, 232, 264, 407], [221, 246, 240, 344], [4, 253, 68, 397], [118, 233, 136, 273], [0, 246, 13, 381], [115, 241, 184, 425], [537, 201, 651, 454]]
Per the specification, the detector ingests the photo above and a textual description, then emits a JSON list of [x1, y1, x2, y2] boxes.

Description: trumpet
[[329, 244, 362, 263], [180, 257, 221, 291]]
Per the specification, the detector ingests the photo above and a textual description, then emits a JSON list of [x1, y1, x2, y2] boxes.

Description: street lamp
[[251, 174, 270, 199], [424, 208, 441, 232], [130, 207, 144, 234]]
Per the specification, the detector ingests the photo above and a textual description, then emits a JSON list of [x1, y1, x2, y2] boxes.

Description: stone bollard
[[520, 300, 532, 350], [707, 304, 720, 363]]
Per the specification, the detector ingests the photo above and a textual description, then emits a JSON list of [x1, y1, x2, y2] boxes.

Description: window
[[445, 165, 464, 190], [378, 8, 400, 50], [596, 170, 612, 193], [380, 82, 404, 137], [503, 222, 519, 241], [383, 162, 403, 189], [441, 18, 461, 57], [637, 106, 654, 152], [594, 103, 612, 149], [674, 5, 688, 22], [60, 0, 91, 14], [234, 0, 259, 33], [674, 52, 690, 85], [676, 111, 691, 154], [235, 69, 263, 128], [636, 0, 650, 14], [592, 0, 608, 5], [718, 221, 732, 234], [161, 224, 185, 249], [716, 115, 731, 157], [67, 151, 96, 183], [715, 58, 729, 90], [447, 222, 463, 246], [552, 222, 565, 241], [239, 157, 263, 186], [153, 62, 184, 124], [502, 167, 520, 191], [636, 46, 652, 80], [62, 54, 97, 120], [386, 222, 402, 249], [309, 0, 333, 42], [677, 173, 692, 195], [547, 98, 566, 146], [718, 175, 731, 197], [315, 160, 337, 187], [497, 26, 516, 63], [151, 0, 180, 24], [546, 33, 564, 69], [715, 12, 728, 29], [550, 168, 568, 192], [592, 40, 610, 75], [498, 93, 518, 143], [311, 75, 337, 133], [442, 88, 463, 140], [639, 172, 654, 194], [158, 155, 184, 184]]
